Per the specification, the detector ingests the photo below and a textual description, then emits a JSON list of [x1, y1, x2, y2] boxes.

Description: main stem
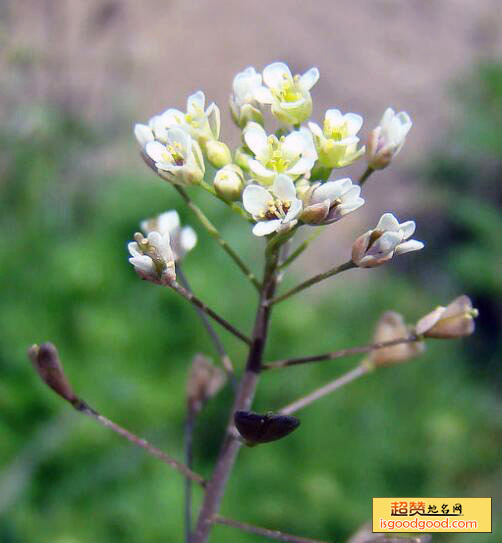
[[192, 250, 279, 543]]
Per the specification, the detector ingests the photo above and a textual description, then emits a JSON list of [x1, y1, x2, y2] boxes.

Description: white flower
[[351, 212, 424, 267], [366, 108, 412, 170], [243, 122, 317, 185], [242, 174, 303, 237], [415, 295, 478, 339], [145, 127, 205, 185], [230, 67, 264, 127], [308, 109, 365, 168], [128, 231, 176, 284], [255, 62, 319, 125], [301, 178, 364, 225], [138, 91, 221, 147], [141, 210, 197, 261]]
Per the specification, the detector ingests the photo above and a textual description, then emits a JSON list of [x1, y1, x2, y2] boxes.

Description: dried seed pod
[[370, 311, 424, 367], [186, 354, 226, 413], [234, 410, 300, 445], [27, 343, 78, 405]]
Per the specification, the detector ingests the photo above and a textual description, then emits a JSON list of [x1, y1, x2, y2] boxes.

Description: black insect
[[234, 410, 300, 445]]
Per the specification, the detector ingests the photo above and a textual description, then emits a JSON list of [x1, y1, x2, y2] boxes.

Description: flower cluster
[[132, 61, 421, 277]]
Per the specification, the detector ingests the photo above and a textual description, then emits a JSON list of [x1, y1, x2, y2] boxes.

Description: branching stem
[[191, 247, 280, 543], [176, 265, 235, 380], [213, 514, 334, 543], [74, 401, 205, 486], [169, 281, 251, 345], [279, 364, 369, 415], [174, 185, 260, 290], [263, 335, 419, 370], [269, 260, 356, 305]]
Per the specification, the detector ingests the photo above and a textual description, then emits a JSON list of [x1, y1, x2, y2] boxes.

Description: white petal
[[368, 231, 402, 256], [128, 241, 141, 258], [134, 123, 154, 147], [187, 91, 205, 113], [145, 141, 167, 163], [242, 184, 272, 215], [324, 109, 343, 126], [180, 226, 197, 253], [157, 211, 180, 234], [206, 103, 221, 139], [287, 156, 316, 176], [398, 220, 416, 239], [244, 122, 269, 157], [284, 198, 303, 222], [248, 159, 276, 183], [167, 127, 191, 152], [254, 86, 273, 104], [376, 213, 400, 232], [308, 122, 323, 138], [282, 130, 307, 158], [299, 67, 319, 91], [263, 62, 293, 89], [252, 220, 281, 236], [344, 113, 363, 135], [342, 183, 361, 201], [129, 255, 154, 274], [394, 239, 424, 255], [272, 174, 297, 201], [380, 108, 396, 127]]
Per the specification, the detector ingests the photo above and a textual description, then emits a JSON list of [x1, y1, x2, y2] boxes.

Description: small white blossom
[[243, 174, 303, 237], [308, 109, 365, 168], [243, 122, 317, 185], [366, 108, 412, 170], [141, 210, 197, 261], [352, 212, 424, 267], [255, 62, 319, 125], [415, 295, 478, 339], [128, 231, 176, 284], [230, 67, 264, 127], [145, 127, 205, 185], [139, 91, 221, 147], [301, 178, 364, 225]]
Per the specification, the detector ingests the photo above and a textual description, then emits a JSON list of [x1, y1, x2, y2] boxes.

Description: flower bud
[[238, 104, 264, 127], [352, 213, 423, 268], [186, 354, 226, 413], [214, 164, 244, 201], [27, 343, 78, 405], [365, 108, 412, 170], [128, 231, 176, 285], [234, 146, 251, 171], [415, 295, 478, 339], [369, 312, 423, 367], [205, 140, 232, 169]]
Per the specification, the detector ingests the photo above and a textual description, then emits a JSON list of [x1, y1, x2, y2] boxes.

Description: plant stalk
[[191, 250, 280, 543]]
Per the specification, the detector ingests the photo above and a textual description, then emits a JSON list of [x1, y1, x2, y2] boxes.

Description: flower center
[[272, 74, 302, 103], [260, 198, 292, 220], [324, 119, 349, 141], [265, 136, 293, 172], [162, 142, 185, 166]]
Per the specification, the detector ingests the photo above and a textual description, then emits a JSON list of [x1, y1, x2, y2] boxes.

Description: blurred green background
[[1, 1, 501, 542]]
